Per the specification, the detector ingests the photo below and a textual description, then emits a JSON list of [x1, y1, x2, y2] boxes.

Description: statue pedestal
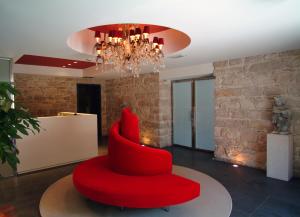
[[267, 134, 293, 181]]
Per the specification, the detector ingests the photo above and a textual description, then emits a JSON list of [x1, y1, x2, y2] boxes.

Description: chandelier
[[94, 25, 165, 77]]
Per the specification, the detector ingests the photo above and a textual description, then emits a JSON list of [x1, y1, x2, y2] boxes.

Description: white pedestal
[[267, 134, 293, 181]]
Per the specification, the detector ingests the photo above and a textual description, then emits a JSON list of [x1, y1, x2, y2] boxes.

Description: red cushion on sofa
[[120, 108, 140, 143], [73, 156, 200, 208]]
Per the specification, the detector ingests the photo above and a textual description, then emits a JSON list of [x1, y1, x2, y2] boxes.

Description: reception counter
[[16, 113, 98, 174]]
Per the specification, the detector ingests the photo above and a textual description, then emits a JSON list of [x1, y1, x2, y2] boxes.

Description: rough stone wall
[[159, 80, 172, 147], [105, 73, 161, 146], [14, 73, 107, 135], [214, 50, 300, 176], [14, 72, 171, 146]]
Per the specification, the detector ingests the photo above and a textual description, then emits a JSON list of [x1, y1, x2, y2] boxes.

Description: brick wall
[[214, 49, 300, 176], [14, 73, 107, 135]]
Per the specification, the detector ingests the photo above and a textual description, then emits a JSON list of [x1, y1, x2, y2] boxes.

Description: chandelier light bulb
[[117, 31, 123, 43], [95, 31, 101, 43], [153, 37, 158, 44], [112, 30, 118, 41], [158, 38, 164, 50], [143, 26, 150, 39], [108, 31, 113, 42], [129, 29, 135, 42], [135, 28, 141, 39], [96, 48, 101, 56], [143, 33, 149, 39]]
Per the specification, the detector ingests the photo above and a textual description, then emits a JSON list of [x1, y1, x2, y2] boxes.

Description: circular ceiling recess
[[67, 23, 191, 57]]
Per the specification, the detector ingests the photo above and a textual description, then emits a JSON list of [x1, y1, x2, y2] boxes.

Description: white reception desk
[[16, 113, 98, 174]]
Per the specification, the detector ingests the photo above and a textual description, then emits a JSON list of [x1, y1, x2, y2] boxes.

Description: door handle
[[191, 107, 196, 127]]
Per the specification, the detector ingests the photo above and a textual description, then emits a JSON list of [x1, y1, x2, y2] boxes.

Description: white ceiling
[[1, 0, 300, 73]]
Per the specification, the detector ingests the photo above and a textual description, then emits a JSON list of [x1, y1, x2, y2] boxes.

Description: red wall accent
[[89, 24, 169, 34], [15, 55, 95, 69]]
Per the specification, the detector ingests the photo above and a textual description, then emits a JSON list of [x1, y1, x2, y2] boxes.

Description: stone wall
[[159, 80, 172, 146], [14, 72, 171, 147], [214, 50, 300, 176], [105, 73, 161, 146], [14, 73, 107, 135]]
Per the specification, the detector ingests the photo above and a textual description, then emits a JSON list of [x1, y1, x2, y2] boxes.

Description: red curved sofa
[[73, 108, 200, 208]]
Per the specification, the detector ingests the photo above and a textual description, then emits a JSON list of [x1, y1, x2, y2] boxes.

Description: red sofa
[[73, 108, 200, 208]]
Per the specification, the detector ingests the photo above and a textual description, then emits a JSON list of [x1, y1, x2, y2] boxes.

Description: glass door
[[172, 81, 192, 147], [195, 79, 215, 151]]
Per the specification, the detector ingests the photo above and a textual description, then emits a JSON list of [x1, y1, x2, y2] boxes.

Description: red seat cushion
[[73, 156, 200, 208], [108, 122, 172, 176], [120, 108, 140, 143]]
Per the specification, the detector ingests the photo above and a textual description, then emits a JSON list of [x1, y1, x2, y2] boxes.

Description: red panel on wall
[[15, 55, 95, 69]]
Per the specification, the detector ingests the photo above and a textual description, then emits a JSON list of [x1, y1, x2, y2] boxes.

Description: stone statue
[[272, 96, 291, 134]]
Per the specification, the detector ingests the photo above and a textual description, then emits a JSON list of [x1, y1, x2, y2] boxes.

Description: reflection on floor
[[167, 146, 300, 217], [0, 144, 300, 217]]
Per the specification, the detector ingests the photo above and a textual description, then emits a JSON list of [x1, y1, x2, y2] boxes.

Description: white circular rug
[[40, 166, 232, 217]]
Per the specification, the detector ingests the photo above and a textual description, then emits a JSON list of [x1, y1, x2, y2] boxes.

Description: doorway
[[172, 77, 215, 151], [77, 84, 102, 142]]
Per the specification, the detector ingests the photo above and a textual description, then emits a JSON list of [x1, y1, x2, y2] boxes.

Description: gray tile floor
[[0, 145, 299, 217], [168, 146, 300, 217]]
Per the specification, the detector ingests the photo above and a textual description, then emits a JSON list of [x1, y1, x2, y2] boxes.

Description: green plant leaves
[[0, 82, 40, 171]]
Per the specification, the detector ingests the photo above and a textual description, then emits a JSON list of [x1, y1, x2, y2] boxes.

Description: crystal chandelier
[[94, 25, 165, 77]]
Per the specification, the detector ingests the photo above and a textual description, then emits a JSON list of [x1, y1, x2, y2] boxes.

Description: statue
[[272, 96, 291, 134]]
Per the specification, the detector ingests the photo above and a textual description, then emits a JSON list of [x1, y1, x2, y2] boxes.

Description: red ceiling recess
[[15, 55, 95, 69], [89, 24, 169, 34]]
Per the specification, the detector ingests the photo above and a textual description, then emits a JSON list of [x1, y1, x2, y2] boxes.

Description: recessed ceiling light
[[68, 63, 72, 66], [232, 164, 239, 168], [73, 61, 78, 64]]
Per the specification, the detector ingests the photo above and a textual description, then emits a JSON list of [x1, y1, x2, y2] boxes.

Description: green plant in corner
[[0, 82, 40, 170]]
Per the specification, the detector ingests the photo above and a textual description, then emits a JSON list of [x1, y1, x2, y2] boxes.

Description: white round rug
[[40, 166, 232, 217]]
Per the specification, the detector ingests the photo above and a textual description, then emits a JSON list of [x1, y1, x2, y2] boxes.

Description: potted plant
[[0, 82, 40, 171]]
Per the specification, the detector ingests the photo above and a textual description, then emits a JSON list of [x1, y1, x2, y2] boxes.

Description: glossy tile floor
[[0, 145, 300, 217], [168, 146, 300, 217]]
